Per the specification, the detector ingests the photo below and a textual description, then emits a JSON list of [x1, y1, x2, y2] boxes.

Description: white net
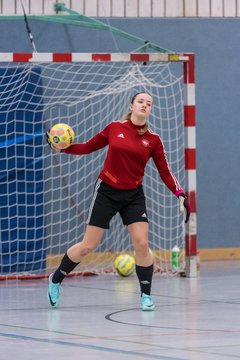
[[0, 59, 186, 277]]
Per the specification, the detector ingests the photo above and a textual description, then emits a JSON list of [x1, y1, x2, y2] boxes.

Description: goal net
[[0, 53, 197, 279]]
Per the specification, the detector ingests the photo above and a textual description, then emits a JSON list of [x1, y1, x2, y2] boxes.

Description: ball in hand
[[49, 123, 74, 150]]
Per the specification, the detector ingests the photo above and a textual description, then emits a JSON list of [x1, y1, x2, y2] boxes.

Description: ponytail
[[122, 111, 132, 121]]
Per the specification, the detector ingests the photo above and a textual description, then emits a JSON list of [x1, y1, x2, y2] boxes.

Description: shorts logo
[[142, 139, 149, 147], [141, 212, 147, 218], [117, 133, 125, 138]]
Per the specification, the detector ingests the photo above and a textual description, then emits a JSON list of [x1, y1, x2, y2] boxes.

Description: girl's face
[[130, 93, 153, 121]]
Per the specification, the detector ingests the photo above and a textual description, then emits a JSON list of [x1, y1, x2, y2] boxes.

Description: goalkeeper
[[46, 92, 190, 311]]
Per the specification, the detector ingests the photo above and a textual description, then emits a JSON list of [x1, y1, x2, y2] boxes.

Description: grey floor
[[1, 261, 240, 360]]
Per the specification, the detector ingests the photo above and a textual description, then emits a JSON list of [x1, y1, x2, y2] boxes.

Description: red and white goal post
[[0, 52, 197, 279]]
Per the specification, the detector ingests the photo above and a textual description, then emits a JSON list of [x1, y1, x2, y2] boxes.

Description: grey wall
[[1, 18, 239, 249]]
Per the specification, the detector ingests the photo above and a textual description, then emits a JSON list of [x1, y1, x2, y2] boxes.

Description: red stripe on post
[[130, 54, 150, 62], [185, 191, 196, 213], [184, 106, 196, 126], [185, 235, 197, 256], [185, 148, 196, 170], [92, 54, 111, 61], [13, 53, 32, 62], [53, 53, 72, 62], [183, 53, 195, 84]]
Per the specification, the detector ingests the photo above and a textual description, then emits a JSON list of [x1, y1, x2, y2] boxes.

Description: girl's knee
[[134, 238, 149, 255], [78, 241, 97, 256]]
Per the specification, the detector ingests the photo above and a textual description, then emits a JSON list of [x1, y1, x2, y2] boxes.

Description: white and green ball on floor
[[114, 254, 135, 277]]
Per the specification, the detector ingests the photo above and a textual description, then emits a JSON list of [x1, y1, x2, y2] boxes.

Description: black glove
[[178, 193, 191, 223], [46, 131, 61, 152]]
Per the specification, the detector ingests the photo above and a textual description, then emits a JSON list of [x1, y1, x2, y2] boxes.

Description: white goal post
[[0, 52, 197, 279]]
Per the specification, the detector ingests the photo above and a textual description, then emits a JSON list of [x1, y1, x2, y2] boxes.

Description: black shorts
[[86, 179, 148, 229]]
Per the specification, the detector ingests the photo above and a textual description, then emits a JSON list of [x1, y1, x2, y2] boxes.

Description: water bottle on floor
[[171, 245, 180, 271]]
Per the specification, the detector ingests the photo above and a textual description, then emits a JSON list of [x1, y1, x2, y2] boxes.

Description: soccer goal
[[0, 52, 197, 279]]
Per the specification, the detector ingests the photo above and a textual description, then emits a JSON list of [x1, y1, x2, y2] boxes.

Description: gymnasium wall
[[1, 0, 240, 18], [0, 17, 239, 253]]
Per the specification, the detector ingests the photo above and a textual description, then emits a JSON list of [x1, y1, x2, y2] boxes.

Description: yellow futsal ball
[[49, 123, 74, 150], [114, 254, 135, 277]]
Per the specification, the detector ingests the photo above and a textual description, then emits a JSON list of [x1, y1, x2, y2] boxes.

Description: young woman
[[46, 92, 190, 311]]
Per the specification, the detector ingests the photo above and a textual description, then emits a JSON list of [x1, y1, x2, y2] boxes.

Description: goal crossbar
[[0, 52, 189, 63]]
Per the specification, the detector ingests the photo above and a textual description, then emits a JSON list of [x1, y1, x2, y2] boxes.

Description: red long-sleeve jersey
[[63, 120, 183, 195]]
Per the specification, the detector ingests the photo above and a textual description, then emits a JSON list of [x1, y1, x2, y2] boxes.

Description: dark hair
[[131, 91, 152, 104]]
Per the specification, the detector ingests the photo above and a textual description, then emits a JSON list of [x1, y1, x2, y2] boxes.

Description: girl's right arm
[[62, 124, 110, 155]]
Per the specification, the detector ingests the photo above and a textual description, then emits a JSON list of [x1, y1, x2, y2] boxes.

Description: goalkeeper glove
[[46, 131, 61, 152], [178, 193, 191, 223]]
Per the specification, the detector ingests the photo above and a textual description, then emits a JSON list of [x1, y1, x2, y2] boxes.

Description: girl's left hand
[[178, 194, 191, 223]]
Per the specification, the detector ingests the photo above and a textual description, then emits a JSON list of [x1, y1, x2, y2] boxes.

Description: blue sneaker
[[48, 273, 61, 307], [141, 293, 155, 311]]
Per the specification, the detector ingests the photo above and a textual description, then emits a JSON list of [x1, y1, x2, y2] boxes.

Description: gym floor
[[1, 260, 240, 360]]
